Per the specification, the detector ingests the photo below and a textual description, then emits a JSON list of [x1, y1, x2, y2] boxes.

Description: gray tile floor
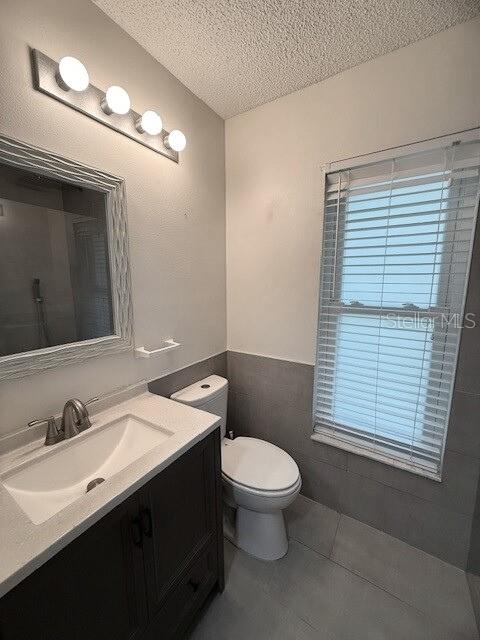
[[189, 495, 478, 639]]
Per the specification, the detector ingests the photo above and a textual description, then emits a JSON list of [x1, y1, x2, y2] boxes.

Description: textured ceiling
[[93, 0, 480, 118]]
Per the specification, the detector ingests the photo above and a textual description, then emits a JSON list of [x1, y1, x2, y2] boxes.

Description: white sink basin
[[2, 415, 173, 524]]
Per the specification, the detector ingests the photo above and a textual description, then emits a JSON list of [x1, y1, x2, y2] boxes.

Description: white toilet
[[171, 375, 301, 560]]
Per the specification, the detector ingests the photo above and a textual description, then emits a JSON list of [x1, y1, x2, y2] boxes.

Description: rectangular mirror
[[0, 135, 133, 380]]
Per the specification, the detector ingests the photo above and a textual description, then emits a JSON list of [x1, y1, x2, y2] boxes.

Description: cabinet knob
[[188, 578, 200, 592]]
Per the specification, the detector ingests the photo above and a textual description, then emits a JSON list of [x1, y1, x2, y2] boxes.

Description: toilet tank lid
[[170, 375, 228, 407]]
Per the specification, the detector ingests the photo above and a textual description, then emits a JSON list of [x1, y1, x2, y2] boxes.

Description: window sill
[[310, 431, 442, 482]]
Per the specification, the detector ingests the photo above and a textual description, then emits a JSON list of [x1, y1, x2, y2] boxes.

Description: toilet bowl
[[171, 375, 301, 561], [222, 436, 301, 559]]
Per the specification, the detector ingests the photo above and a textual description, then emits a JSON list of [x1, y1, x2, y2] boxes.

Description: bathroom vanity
[[0, 135, 225, 638], [0, 390, 224, 639]]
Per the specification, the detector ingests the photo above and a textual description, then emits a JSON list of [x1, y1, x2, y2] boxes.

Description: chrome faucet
[[62, 398, 94, 439], [28, 397, 98, 446]]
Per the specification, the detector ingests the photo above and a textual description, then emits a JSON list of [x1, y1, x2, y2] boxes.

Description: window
[[313, 133, 480, 479]]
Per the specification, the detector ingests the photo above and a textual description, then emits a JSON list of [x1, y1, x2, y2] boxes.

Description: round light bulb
[[102, 85, 131, 115], [165, 129, 187, 152], [57, 56, 89, 92], [137, 110, 163, 135]]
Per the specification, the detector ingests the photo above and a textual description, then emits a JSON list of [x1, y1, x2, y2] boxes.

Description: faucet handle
[[28, 415, 56, 428], [28, 416, 63, 446], [85, 396, 99, 406]]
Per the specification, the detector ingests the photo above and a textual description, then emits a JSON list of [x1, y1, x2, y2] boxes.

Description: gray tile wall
[[148, 352, 227, 398], [227, 350, 480, 568], [145, 343, 480, 612]]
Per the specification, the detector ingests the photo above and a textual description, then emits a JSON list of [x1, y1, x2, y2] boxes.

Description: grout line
[[223, 539, 321, 636], [329, 512, 342, 558], [225, 537, 475, 639], [294, 446, 476, 520], [328, 547, 477, 639], [290, 538, 455, 623], [344, 465, 476, 520], [453, 389, 480, 398], [286, 532, 332, 561], [228, 386, 312, 418], [291, 496, 469, 580], [445, 446, 480, 463], [290, 498, 476, 632]]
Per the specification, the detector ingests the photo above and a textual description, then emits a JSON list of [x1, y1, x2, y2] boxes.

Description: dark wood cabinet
[[0, 429, 223, 640], [141, 431, 218, 612]]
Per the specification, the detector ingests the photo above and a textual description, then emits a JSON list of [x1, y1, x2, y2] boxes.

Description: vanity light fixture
[[56, 56, 89, 92], [136, 110, 163, 136], [164, 129, 187, 152], [101, 85, 131, 115], [31, 49, 182, 162]]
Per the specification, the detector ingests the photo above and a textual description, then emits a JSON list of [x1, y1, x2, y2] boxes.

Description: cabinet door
[[140, 430, 219, 615], [0, 495, 147, 640]]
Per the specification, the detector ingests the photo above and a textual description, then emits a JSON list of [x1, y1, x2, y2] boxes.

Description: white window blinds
[[313, 134, 480, 478]]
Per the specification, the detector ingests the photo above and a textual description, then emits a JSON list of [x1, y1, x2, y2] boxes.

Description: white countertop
[[0, 389, 221, 598]]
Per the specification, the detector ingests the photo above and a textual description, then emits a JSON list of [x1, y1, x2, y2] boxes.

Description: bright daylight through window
[[314, 133, 480, 478]]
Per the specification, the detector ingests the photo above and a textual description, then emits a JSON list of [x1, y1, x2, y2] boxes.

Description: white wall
[[226, 18, 480, 365], [0, 0, 226, 436]]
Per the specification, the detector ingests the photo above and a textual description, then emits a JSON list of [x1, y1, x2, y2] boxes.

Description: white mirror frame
[[0, 134, 134, 380]]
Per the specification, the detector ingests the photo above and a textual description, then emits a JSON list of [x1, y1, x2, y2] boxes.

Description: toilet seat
[[222, 471, 302, 497], [221, 437, 300, 493]]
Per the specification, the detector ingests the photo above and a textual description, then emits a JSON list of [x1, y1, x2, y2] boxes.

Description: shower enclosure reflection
[[0, 162, 113, 357]]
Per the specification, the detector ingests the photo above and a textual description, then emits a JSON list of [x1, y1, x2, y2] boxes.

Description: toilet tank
[[170, 375, 228, 438]]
